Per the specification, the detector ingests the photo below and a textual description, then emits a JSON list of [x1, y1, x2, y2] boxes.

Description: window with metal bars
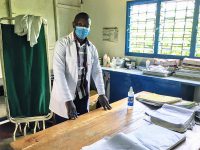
[[126, 0, 200, 59], [158, 0, 194, 56], [129, 3, 157, 54]]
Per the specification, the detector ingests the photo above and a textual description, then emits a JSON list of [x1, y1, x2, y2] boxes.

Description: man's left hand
[[98, 95, 112, 110]]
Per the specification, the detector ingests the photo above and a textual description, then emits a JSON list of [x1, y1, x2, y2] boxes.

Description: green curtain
[[1, 24, 50, 118]]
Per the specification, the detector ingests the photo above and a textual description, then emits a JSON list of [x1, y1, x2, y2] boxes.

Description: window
[[158, 0, 194, 56], [126, 0, 200, 59], [129, 3, 157, 54]]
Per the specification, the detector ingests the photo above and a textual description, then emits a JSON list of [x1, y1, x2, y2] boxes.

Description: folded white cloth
[[81, 133, 149, 150], [14, 15, 28, 36], [146, 104, 195, 132], [196, 108, 200, 119], [14, 15, 47, 47], [127, 124, 186, 150], [82, 124, 186, 150]]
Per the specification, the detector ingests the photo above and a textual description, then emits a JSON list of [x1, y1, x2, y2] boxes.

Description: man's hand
[[98, 95, 112, 110], [65, 101, 78, 119]]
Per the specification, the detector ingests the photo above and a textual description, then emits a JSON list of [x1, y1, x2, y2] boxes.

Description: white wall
[[82, 0, 127, 58], [0, 0, 9, 78], [55, 0, 80, 38], [0, 0, 8, 18], [58, 0, 80, 6]]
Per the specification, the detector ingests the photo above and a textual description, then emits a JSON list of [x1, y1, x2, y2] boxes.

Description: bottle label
[[128, 96, 134, 106]]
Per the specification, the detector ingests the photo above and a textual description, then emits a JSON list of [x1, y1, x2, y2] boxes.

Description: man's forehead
[[76, 18, 91, 25]]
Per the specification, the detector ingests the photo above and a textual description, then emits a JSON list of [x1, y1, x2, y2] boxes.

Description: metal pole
[[53, 0, 59, 40], [8, 0, 13, 24]]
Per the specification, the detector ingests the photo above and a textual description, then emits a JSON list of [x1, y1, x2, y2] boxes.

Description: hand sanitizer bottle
[[128, 87, 134, 109]]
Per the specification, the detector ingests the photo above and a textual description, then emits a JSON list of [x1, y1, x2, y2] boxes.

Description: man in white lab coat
[[49, 12, 112, 123]]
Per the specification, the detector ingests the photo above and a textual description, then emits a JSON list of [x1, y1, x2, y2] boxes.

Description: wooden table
[[10, 98, 200, 150]]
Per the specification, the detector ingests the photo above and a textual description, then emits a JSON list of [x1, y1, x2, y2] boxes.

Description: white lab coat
[[49, 32, 105, 118]]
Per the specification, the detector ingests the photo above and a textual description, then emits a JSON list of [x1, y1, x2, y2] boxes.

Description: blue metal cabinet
[[181, 84, 195, 101], [110, 71, 132, 103], [131, 75, 182, 97], [104, 70, 195, 103]]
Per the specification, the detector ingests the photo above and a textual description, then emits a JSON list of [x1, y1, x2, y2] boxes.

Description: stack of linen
[[154, 58, 180, 68], [143, 59, 180, 77], [196, 108, 200, 125], [146, 104, 195, 133], [136, 91, 182, 106], [154, 58, 180, 72], [143, 65, 172, 77], [136, 91, 196, 108], [174, 58, 200, 80], [82, 124, 186, 150]]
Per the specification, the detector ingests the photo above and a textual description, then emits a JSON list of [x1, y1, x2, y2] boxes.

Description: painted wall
[[0, 0, 9, 78], [0, 0, 8, 18], [81, 0, 127, 58], [58, 0, 80, 6], [55, 0, 80, 38]]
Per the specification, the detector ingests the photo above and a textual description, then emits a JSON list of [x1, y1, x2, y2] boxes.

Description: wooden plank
[[10, 98, 200, 150], [10, 98, 149, 150]]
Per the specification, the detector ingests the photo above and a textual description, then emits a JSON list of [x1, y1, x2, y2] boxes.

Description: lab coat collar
[[67, 32, 92, 79], [68, 32, 90, 46]]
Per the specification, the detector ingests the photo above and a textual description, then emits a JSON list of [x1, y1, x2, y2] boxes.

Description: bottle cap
[[129, 86, 133, 92]]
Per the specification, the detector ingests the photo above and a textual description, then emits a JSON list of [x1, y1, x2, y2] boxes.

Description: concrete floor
[[0, 123, 15, 150], [0, 138, 13, 150], [0, 120, 55, 150]]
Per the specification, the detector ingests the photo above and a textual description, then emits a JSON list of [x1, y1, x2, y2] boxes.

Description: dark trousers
[[55, 94, 88, 124]]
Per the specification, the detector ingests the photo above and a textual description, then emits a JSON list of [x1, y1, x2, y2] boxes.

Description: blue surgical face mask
[[75, 26, 90, 40]]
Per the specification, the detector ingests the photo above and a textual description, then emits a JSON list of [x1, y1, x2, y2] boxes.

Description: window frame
[[125, 0, 200, 59]]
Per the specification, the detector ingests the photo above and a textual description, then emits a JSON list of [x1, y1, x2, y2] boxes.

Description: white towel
[[14, 15, 29, 36], [14, 15, 46, 47], [81, 133, 148, 150], [81, 125, 186, 150], [146, 104, 195, 132]]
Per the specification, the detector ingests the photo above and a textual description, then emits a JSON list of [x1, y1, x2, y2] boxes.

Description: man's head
[[73, 12, 91, 40]]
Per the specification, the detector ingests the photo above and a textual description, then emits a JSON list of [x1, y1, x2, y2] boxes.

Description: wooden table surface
[[10, 98, 200, 150]]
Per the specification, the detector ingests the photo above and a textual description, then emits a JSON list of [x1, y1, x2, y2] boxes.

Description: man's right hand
[[65, 101, 78, 120]]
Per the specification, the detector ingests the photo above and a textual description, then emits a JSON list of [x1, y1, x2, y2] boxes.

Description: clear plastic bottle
[[111, 57, 116, 68], [128, 86, 134, 109], [116, 57, 121, 68]]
